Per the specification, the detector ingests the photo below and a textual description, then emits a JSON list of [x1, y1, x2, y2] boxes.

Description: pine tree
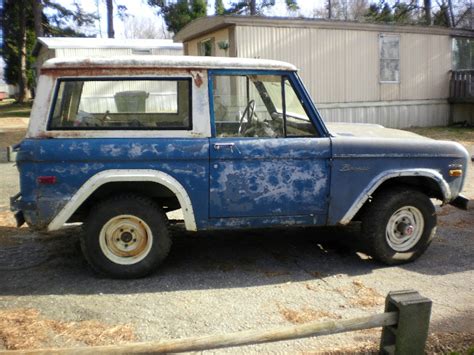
[[147, 0, 207, 34], [215, 0, 225, 15], [225, 0, 276, 16], [364, 1, 393, 23], [2, 0, 97, 101], [3, 0, 34, 102]]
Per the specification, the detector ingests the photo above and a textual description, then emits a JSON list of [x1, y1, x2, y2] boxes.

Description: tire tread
[[81, 193, 172, 278], [360, 186, 436, 265]]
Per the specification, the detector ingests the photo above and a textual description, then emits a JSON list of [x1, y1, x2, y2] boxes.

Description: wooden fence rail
[[449, 70, 474, 103], [0, 290, 432, 355]]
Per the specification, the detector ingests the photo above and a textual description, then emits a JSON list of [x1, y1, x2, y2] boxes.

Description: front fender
[[334, 169, 451, 225]]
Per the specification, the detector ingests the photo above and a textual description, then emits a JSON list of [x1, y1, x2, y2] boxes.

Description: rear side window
[[49, 78, 192, 130]]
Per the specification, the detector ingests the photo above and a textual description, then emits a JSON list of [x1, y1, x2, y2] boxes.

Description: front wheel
[[81, 194, 171, 278], [361, 188, 437, 265]]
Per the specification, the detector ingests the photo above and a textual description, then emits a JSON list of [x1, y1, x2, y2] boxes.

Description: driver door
[[209, 72, 331, 219]]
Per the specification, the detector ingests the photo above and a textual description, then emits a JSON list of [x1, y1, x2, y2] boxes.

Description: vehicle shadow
[[0, 219, 472, 296]]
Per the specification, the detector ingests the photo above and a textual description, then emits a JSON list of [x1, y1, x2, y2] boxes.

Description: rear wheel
[[81, 194, 171, 278], [361, 187, 436, 265]]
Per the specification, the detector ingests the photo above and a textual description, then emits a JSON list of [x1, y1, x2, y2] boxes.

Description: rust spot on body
[[190, 71, 204, 87]]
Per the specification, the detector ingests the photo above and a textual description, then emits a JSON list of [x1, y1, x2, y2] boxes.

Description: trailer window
[[380, 34, 400, 83]]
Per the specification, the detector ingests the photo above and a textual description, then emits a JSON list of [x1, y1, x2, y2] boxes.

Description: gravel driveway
[[0, 162, 473, 353]]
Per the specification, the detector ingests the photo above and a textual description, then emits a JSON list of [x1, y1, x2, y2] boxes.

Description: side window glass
[[213, 74, 284, 138], [212, 74, 317, 138], [283, 78, 317, 137], [49, 78, 191, 130]]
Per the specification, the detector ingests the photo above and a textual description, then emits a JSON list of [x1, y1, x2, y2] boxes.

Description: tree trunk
[[32, 0, 43, 37], [18, 1, 31, 103], [249, 0, 256, 15], [327, 0, 332, 19], [447, 0, 455, 27], [423, 0, 432, 25], [106, 0, 114, 38]]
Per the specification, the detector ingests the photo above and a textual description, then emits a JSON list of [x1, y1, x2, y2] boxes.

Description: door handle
[[213, 143, 235, 150], [213, 143, 240, 153]]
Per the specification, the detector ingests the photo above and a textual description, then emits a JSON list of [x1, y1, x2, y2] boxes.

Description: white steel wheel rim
[[386, 206, 424, 252], [99, 215, 153, 265]]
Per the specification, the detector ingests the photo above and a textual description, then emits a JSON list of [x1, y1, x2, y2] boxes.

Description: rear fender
[[47, 169, 196, 232]]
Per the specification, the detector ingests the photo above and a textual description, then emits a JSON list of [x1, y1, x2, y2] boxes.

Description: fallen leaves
[[0, 308, 135, 350], [278, 305, 341, 324]]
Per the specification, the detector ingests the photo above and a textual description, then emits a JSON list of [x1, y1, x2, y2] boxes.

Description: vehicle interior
[[213, 74, 317, 138]]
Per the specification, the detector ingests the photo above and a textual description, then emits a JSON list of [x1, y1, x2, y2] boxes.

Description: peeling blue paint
[[16, 138, 210, 229], [209, 137, 331, 218], [12, 68, 470, 234]]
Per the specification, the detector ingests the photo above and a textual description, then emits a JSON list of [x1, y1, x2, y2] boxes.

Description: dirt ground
[[0, 118, 28, 149], [0, 109, 472, 352], [0, 160, 473, 353], [0, 102, 31, 149]]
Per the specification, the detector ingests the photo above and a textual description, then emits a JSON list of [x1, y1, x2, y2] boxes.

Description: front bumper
[[449, 194, 471, 210]]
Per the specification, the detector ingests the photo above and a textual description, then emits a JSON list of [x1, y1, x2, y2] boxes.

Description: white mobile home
[[175, 16, 473, 128], [33, 37, 184, 70]]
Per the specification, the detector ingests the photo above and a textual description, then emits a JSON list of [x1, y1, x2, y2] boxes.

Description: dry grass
[[438, 213, 474, 229], [426, 332, 474, 354], [303, 331, 473, 354], [437, 202, 474, 229], [0, 308, 135, 350], [0, 101, 32, 119], [278, 305, 341, 324], [335, 280, 384, 309], [349, 280, 384, 308], [0, 129, 26, 148], [0, 101, 30, 147], [0, 211, 30, 243], [0, 211, 17, 228], [436, 208, 451, 217]]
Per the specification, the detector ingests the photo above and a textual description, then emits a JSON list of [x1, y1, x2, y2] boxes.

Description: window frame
[[47, 76, 193, 131], [379, 33, 400, 84], [208, 69, 329, 139], [199, 38, 215, 56], [280, 76, 319, 138]]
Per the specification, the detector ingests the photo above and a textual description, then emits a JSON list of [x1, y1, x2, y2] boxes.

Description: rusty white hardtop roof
[[37, 37, 183, 50], [42, 55, 298, 71]]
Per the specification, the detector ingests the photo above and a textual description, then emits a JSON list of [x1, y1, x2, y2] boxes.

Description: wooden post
[[380, 290, 432, 354], [8, 312, 398, 355]]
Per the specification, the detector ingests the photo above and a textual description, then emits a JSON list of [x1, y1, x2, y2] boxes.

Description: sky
[[73, 0, 326, 39]]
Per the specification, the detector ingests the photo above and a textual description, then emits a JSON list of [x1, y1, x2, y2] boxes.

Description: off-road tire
[[81, 194, 171, 278], [360, 187, 436, 265]]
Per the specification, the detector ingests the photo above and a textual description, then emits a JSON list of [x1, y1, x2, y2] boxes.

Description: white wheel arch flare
[[47, 169, 197, 232], [339, 168, 451, 225]]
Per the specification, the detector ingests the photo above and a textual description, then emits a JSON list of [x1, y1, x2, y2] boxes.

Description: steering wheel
[[238, 100, 256, 135], [101, 110, 112, 123]]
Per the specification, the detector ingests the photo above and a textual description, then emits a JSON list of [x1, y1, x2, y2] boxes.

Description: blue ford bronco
[[11, 56, 470, 278]]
